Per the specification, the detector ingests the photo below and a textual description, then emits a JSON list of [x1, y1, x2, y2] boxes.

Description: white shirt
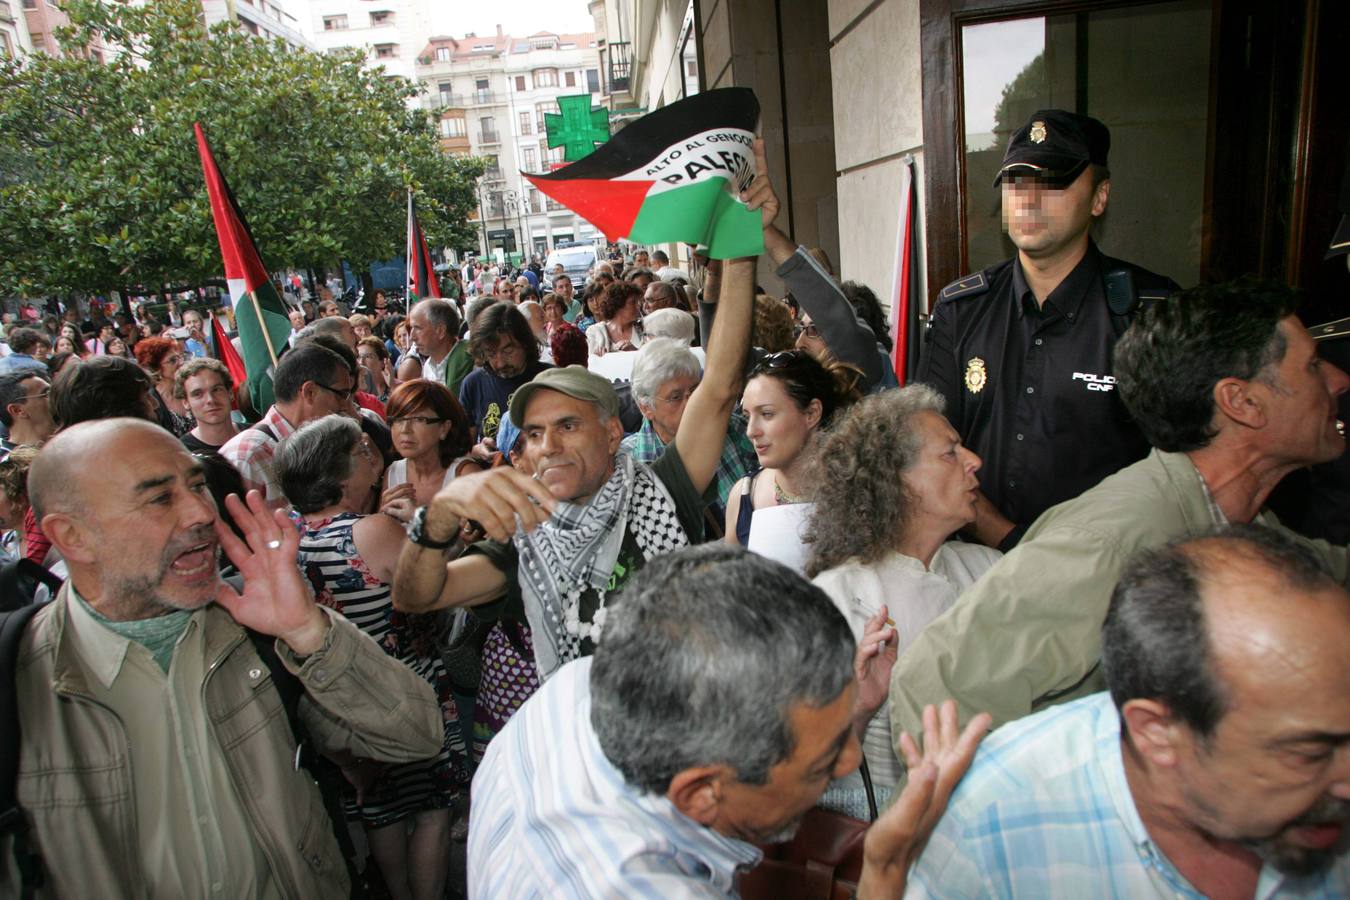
[[469, 657, 762, 898], [812, 542, 1001, 791], [419, 347, 449, 385]]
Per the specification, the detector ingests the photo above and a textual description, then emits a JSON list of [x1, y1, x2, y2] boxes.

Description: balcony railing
[[479, 130, 500, 145], [608, 41, 631, 95], [470, 90, 500, 105], [436, 93, 469, 108]]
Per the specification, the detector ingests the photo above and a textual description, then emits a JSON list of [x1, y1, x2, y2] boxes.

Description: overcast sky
[[431, 1, 596, 39]]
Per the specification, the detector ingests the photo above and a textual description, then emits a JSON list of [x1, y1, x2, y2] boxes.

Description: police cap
[[995, 109, 1110, 188]]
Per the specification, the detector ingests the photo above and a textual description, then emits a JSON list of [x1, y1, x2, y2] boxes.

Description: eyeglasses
[[390, 415, 445, 428], [792, 324, 820, 339], [653, 387, 696, 406], [313, 381, 356, 402], [352, 437, 376, 460], [13, 390, 49, 404]]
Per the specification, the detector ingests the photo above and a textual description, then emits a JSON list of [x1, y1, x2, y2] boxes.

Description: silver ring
[[266, 539, 282, 550]]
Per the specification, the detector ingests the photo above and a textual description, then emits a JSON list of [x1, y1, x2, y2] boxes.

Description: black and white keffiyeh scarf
[[514, 452, 688, 679]]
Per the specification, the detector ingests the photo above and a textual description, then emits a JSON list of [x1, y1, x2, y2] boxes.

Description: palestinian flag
[[193, 123, 293, 415], [210, 312, 247, 410], [524, 88, 764, 259], [406, 190, 441, 301]]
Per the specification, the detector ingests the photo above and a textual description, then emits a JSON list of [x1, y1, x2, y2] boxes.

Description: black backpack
[[0, 592, 368, 899]]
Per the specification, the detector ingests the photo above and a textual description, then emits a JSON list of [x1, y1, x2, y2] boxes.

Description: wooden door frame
[[918, 0, 1326, 303]]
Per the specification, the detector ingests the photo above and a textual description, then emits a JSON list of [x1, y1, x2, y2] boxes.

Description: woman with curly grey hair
[[803, 384, 1001, 810]]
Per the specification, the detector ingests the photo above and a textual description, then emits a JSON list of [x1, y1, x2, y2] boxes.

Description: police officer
[[918, 109, 1179, 550]]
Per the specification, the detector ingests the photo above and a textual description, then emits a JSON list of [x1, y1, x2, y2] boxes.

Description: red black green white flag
[[193, 122, 293, 414], [406, 191, 441, 301], [524, 88, 764, 259]]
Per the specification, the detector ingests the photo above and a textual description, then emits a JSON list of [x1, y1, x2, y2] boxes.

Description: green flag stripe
[[626, 179, 764, 259]]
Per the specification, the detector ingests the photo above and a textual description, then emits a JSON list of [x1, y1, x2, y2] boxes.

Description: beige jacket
[[4, 589, 445, 899]]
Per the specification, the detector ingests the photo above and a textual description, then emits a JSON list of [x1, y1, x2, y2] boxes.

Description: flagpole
[[247, 288, 280, 366], [406, 188, 415, 301]]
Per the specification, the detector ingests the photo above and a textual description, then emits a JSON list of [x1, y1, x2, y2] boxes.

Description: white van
[[545, 243, 598, 288]]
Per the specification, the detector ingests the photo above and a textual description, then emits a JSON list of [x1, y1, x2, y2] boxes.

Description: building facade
[[15, 0, 110, 59], [202, 0, 310, 48], [298, 0, 439, 85], [0, 0, 35, 60], [600, 0, 1348, 333], [415, 28, 608, 261]]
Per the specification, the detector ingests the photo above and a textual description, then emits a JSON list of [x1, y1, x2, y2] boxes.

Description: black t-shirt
[[458, 360, 551, 441], [181, 432, 221, 455]]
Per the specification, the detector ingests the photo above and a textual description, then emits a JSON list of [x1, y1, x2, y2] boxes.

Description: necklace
[[773, 475, 808, 505]]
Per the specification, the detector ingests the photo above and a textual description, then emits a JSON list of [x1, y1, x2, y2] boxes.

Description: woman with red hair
[[378, 380, 481, 524], [134, 336, 191, 435]]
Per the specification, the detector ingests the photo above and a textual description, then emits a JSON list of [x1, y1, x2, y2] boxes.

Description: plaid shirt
[[908, 693, 1350, 899], [620, 409, 758, 517], [217, 405, 297, 504]]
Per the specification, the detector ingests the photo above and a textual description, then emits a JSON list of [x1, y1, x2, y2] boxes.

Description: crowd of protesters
[[2, 110, 1348, 900]]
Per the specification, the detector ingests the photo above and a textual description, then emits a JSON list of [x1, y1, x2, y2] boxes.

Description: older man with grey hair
[[622, 337, 758, 531], [8, 418, 443, 899], [408, 298, 471, 396], [393, 253, 758, 679], [468, 543, 989, 898], [641, 308, 697, 346]]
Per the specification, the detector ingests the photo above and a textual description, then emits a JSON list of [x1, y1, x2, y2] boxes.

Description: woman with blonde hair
[[805, 383, 1000, 810]]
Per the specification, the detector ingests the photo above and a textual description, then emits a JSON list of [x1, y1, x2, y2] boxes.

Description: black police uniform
[[918, 240, 1177, 548]]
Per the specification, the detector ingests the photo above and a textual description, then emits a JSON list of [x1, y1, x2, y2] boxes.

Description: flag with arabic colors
[[406, 191, 442, 301], [524, 88, 764, 259], [193, 122, 292, 414]]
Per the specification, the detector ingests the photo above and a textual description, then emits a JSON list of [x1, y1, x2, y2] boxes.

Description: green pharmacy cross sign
[[544, 94, 611, 162]]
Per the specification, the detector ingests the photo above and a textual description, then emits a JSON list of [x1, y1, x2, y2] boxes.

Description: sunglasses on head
[[752, 349, 808, 375]]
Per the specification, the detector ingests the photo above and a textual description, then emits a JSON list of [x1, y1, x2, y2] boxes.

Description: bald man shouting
[[7, 419, 443, 898]]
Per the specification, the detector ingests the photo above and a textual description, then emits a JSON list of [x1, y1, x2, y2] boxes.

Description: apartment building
[[202, 0, 310, 48], [415, 27, 607, 261], [299, 0, 440, 83], [0, 0, 35, 59]]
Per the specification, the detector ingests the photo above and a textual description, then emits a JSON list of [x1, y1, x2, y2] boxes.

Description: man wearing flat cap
[[391, 246, 758, 680], [918, 109, 1180, 550]]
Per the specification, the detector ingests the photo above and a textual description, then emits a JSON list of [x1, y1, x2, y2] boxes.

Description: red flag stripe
[[193, 123, 269, 292], [210, 313, 248, 408], [407, 197, 441, 299], [523, 175, 654, 243]]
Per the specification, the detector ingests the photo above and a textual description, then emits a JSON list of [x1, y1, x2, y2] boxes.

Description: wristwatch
[[409, 505, 455, 550]]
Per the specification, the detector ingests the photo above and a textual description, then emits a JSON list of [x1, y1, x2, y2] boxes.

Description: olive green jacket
[[890, 449, 1350, 749], [5, 591, 444, 899]]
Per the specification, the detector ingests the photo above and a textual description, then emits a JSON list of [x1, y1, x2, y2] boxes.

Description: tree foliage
[[0, 0, 483, 297]]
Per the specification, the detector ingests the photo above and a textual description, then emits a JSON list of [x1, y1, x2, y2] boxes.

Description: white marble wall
[[828, 0, 927, 312]]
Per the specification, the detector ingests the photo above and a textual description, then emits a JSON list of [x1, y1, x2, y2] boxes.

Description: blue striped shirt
[[468, 657, 762, 898], [907, 693, 1350, 899]]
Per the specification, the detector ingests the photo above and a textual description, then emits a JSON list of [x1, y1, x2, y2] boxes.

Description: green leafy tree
[[0, 0, 483, 298]]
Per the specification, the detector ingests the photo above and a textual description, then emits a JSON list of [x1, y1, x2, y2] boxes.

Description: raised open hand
[[214, 490, 329, 656], [856, 702, 992, 898]]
